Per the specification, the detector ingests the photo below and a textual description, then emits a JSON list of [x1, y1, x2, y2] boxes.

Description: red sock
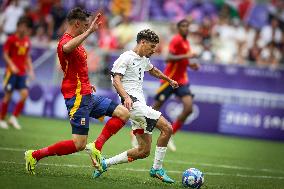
[[32, 140, 77, 161], [13, 101, 25, 117], [0, 101, 8, 120], [172, 120, 183, 134], [95, 117, 125, 151]]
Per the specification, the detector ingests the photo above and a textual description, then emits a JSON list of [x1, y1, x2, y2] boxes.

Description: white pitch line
[[1, 146, 284, 175], [1, 160, 284, 180]]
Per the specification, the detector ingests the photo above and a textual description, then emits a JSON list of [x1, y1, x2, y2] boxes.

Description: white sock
[[153, 146, 167, 170], [105, 151, 128, 167]]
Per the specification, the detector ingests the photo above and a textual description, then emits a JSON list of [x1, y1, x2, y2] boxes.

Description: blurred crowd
[[0, 0, 283, 69]]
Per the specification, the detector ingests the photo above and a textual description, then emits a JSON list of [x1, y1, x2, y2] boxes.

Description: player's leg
[[93, 130, 152, 178], [9, 88, 28, 129], [0, 73, 15, 129], [150, 115, 174, 183], [169, 85, 194, 151], [172, 84, 194, 134], [25, 134, 85, 175], [129, 84, 173, 148], [0, 92, 12, 129], [172, 95, 193, 133], [89, 94, 130, 151], [25, 95, 102, 174]]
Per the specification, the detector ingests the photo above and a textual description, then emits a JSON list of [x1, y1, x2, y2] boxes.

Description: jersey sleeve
[[145, 59, 154, 71], [111, 54, 129, 75]]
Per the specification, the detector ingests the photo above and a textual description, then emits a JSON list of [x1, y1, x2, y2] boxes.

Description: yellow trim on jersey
[[3, 70, 11, 87], [156, 64, 178, 94], [69, 74, 82, 119]]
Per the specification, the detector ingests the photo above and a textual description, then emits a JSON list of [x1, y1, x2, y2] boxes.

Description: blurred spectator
[[0, 0, 24, 35], [113, 15, 135, 49], [50, 0, 67, 39], [110, 0, 132, 17], [258, 42, 282, 68], [31, 25, 49, 47], [259, 17, 282, 48], [98, 21, 119, 51], [200, 40, 215, 62]]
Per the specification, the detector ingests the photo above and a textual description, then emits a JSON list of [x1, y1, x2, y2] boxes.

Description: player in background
[[24, 8, 130, 175], [152, 19, 199, 151], [0, 17, 35, 130], [93, 29, 178, 184]]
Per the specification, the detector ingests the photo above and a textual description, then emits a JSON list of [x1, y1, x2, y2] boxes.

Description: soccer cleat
[[24, 150, 37, 175], [167, 137, 176, 152], [150, 167, 175, 183], [0, 120, 9, 129], [85, 143, 103, 172], [93, 158, 108, 178], [8, 115, 21, 130]]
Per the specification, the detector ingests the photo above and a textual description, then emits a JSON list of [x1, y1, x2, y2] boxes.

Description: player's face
[[178, 22, 189, 36], [142, 40, 157, 58], [17, 24, 29, 36], [76, 19, 90, 35]]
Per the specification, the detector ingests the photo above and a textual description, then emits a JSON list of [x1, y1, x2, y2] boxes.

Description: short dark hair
[[67, 7, 91, 22], [177, 19, 189, 28], [136, 29, 159, 44], [17, 16, 33, 28]]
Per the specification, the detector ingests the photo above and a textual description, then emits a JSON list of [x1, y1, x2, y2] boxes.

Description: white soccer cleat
[[8, 115, 22, 130], [167, 137, 176, 152], [130, 132, 138, 148], [0, 120, 9, 129]]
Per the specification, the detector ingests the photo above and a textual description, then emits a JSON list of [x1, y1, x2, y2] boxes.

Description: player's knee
[[21, 90, 29, 100], [73, 140, 87, 151], [184, 107, 193, 116], [115, 105, 130, 121], [161, 122, 173, 137]]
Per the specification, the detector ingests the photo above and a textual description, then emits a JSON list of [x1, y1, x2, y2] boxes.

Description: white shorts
[[130, 101, 162, 134]]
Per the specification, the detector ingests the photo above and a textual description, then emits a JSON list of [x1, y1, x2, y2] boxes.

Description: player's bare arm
[[149, 67, 179, 88], [27, 55, 35, 80], [3, 51, 19, 74], [112, 74, 133, 110], [63, 13, 102, 53], [166, 51, 198, 62], [188, 62, 200, 71]]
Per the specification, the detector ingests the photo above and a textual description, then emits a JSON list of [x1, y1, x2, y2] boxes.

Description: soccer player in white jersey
[[93, 29, 179, 183]]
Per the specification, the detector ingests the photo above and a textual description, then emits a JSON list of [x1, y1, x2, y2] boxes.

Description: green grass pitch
[[0, 116, 283, 189]]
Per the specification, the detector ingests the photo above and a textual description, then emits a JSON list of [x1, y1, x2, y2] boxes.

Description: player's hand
[[88, 13, 102, 33], [91, 85, 96, 93], [10, 64, 19, 74], [169, 79, 179, 89], [29, 70, 35, 80], [124, 96, 133, 110], [188, 62, 200, 71]]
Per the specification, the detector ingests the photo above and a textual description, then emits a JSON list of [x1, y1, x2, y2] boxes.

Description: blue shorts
[[155, 83, 194, 102], [65, 94, 118, 135], [3, 73, 27, 92]]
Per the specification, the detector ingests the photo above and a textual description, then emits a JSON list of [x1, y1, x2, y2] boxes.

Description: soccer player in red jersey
[[152, 19, 199, 151], [0, 17, 34, 130], [24, 8, 130, 175]]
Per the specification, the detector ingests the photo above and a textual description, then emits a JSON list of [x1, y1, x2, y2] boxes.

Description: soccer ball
[[182, 168, 204, 188]]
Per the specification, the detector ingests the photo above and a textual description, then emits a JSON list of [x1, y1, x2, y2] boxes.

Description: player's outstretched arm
[[63, 13, 102, 53], [149, 67, 179, 88], [112, 74, 133, 110]]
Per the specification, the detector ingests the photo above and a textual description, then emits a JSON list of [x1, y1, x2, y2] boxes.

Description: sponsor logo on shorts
[[81, 118, 86, 125]]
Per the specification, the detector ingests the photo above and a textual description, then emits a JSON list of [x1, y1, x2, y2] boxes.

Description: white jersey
[[111, 50, 154, 104]]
